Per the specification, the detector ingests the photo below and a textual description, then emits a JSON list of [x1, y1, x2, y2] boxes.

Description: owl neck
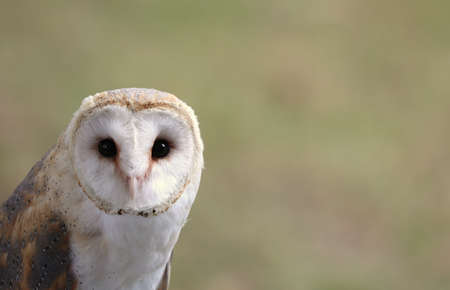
[[69, 198, 187, 289]]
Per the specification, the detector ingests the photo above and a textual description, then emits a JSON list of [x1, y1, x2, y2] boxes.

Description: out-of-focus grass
[[2, 1, 450, 289]]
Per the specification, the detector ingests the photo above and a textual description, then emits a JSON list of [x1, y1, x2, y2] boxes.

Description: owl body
[[0, 89, 204, 290]]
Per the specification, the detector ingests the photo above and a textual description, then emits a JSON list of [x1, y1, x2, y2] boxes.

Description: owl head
[[64, 88, 203, 217]]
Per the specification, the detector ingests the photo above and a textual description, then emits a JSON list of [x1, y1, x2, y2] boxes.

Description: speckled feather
[[0, 152, 77, 289]]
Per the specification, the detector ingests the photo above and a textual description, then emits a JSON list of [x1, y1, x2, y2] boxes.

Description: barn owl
[[0, 88, 204, 290]]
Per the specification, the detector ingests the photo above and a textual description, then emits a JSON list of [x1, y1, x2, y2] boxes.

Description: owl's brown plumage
[[0, 152, 77, 289]]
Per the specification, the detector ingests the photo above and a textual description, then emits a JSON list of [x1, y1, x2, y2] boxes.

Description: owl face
[[68, 90, 202, 217]]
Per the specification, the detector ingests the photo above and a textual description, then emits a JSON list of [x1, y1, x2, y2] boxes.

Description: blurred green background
[[1, 1, 450, 289]]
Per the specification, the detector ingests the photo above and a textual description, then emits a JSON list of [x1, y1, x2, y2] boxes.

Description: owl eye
[[152, 139, 171, 159], [98, 138, 117, 158]]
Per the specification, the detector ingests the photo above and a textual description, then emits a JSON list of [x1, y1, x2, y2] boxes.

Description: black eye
[[98, 138, 117, 158], [152, 139, 170, 159]]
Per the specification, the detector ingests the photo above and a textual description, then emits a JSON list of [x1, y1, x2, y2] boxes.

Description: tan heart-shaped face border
[[66, 89, 203, 217]]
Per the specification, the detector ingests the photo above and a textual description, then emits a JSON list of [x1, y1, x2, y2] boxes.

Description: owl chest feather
[[70, 211, 181, 290], [68, 187, 194, 290]]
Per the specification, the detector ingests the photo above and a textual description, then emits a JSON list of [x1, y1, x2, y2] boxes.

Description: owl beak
[[128, 176, 139, 200]]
